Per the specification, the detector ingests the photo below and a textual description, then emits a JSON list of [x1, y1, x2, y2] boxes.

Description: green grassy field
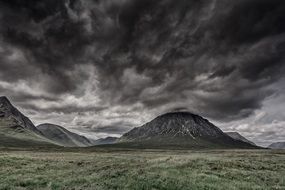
[[0, 148, 284, 190]]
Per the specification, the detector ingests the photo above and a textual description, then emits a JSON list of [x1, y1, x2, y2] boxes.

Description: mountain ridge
[[0, 96, 42, 135], [268, 142, 285, 149], [225, 132, 256, 146], [0, 97, 261, 149], [37, 123, 93, 147], [92, 137, 119, 145]]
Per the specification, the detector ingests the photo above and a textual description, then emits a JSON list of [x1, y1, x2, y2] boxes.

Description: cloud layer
[[0, 0, 284, 145]]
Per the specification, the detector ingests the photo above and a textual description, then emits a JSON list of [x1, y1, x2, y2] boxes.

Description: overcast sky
[[0, 0, 284, 146]]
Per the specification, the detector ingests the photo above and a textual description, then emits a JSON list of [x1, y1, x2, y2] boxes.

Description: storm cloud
[[0, 0, 284, 145]]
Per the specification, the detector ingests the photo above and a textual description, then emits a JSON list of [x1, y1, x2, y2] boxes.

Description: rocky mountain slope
[[0, 96, 94, 148], [119, 112, 258, 149], [268, 142, 285, 149], [0, 96, 42, 134], [0, 96, 56, 147], [226, 132, 256, 146], [92, 137, 118, 145], [37, 124, 93, 147]]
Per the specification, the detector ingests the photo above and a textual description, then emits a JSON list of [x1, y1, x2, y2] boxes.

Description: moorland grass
[[0, 148, 284, 190]]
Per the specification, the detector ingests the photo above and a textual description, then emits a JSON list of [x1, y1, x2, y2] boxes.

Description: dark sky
[[0, 0, 284, 146]]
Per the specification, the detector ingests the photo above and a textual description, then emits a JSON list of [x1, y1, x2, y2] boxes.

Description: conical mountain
[[119, 112, 258, 149]]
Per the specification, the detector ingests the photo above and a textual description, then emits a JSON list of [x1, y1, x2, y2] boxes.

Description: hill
[[119, 112, 258, 149], [37, 123, 93, 147], [268, 142, 285, 149]]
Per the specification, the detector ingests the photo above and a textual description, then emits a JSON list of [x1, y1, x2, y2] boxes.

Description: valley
[[1, 96, 284, 190], [1, 0, 285, 189]]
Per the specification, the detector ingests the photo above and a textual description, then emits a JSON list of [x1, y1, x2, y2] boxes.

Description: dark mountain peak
[[119, 112, 258, 149], [0, 96, 41, 134], [0, 96, 20, 115], [121, 112, 225, 141], [0, 96, 10, 103], [0, 96, 13, 110], [152, 112, 211, 127], [156, 112, 201, 120]]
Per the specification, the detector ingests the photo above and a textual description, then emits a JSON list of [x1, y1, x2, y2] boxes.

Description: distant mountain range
[[0, 96, 261, 149], [37, 124, 93, 147], [268, 142, 285, 149], [225, 132, 256, 146], [91, 137, 119, 145]]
